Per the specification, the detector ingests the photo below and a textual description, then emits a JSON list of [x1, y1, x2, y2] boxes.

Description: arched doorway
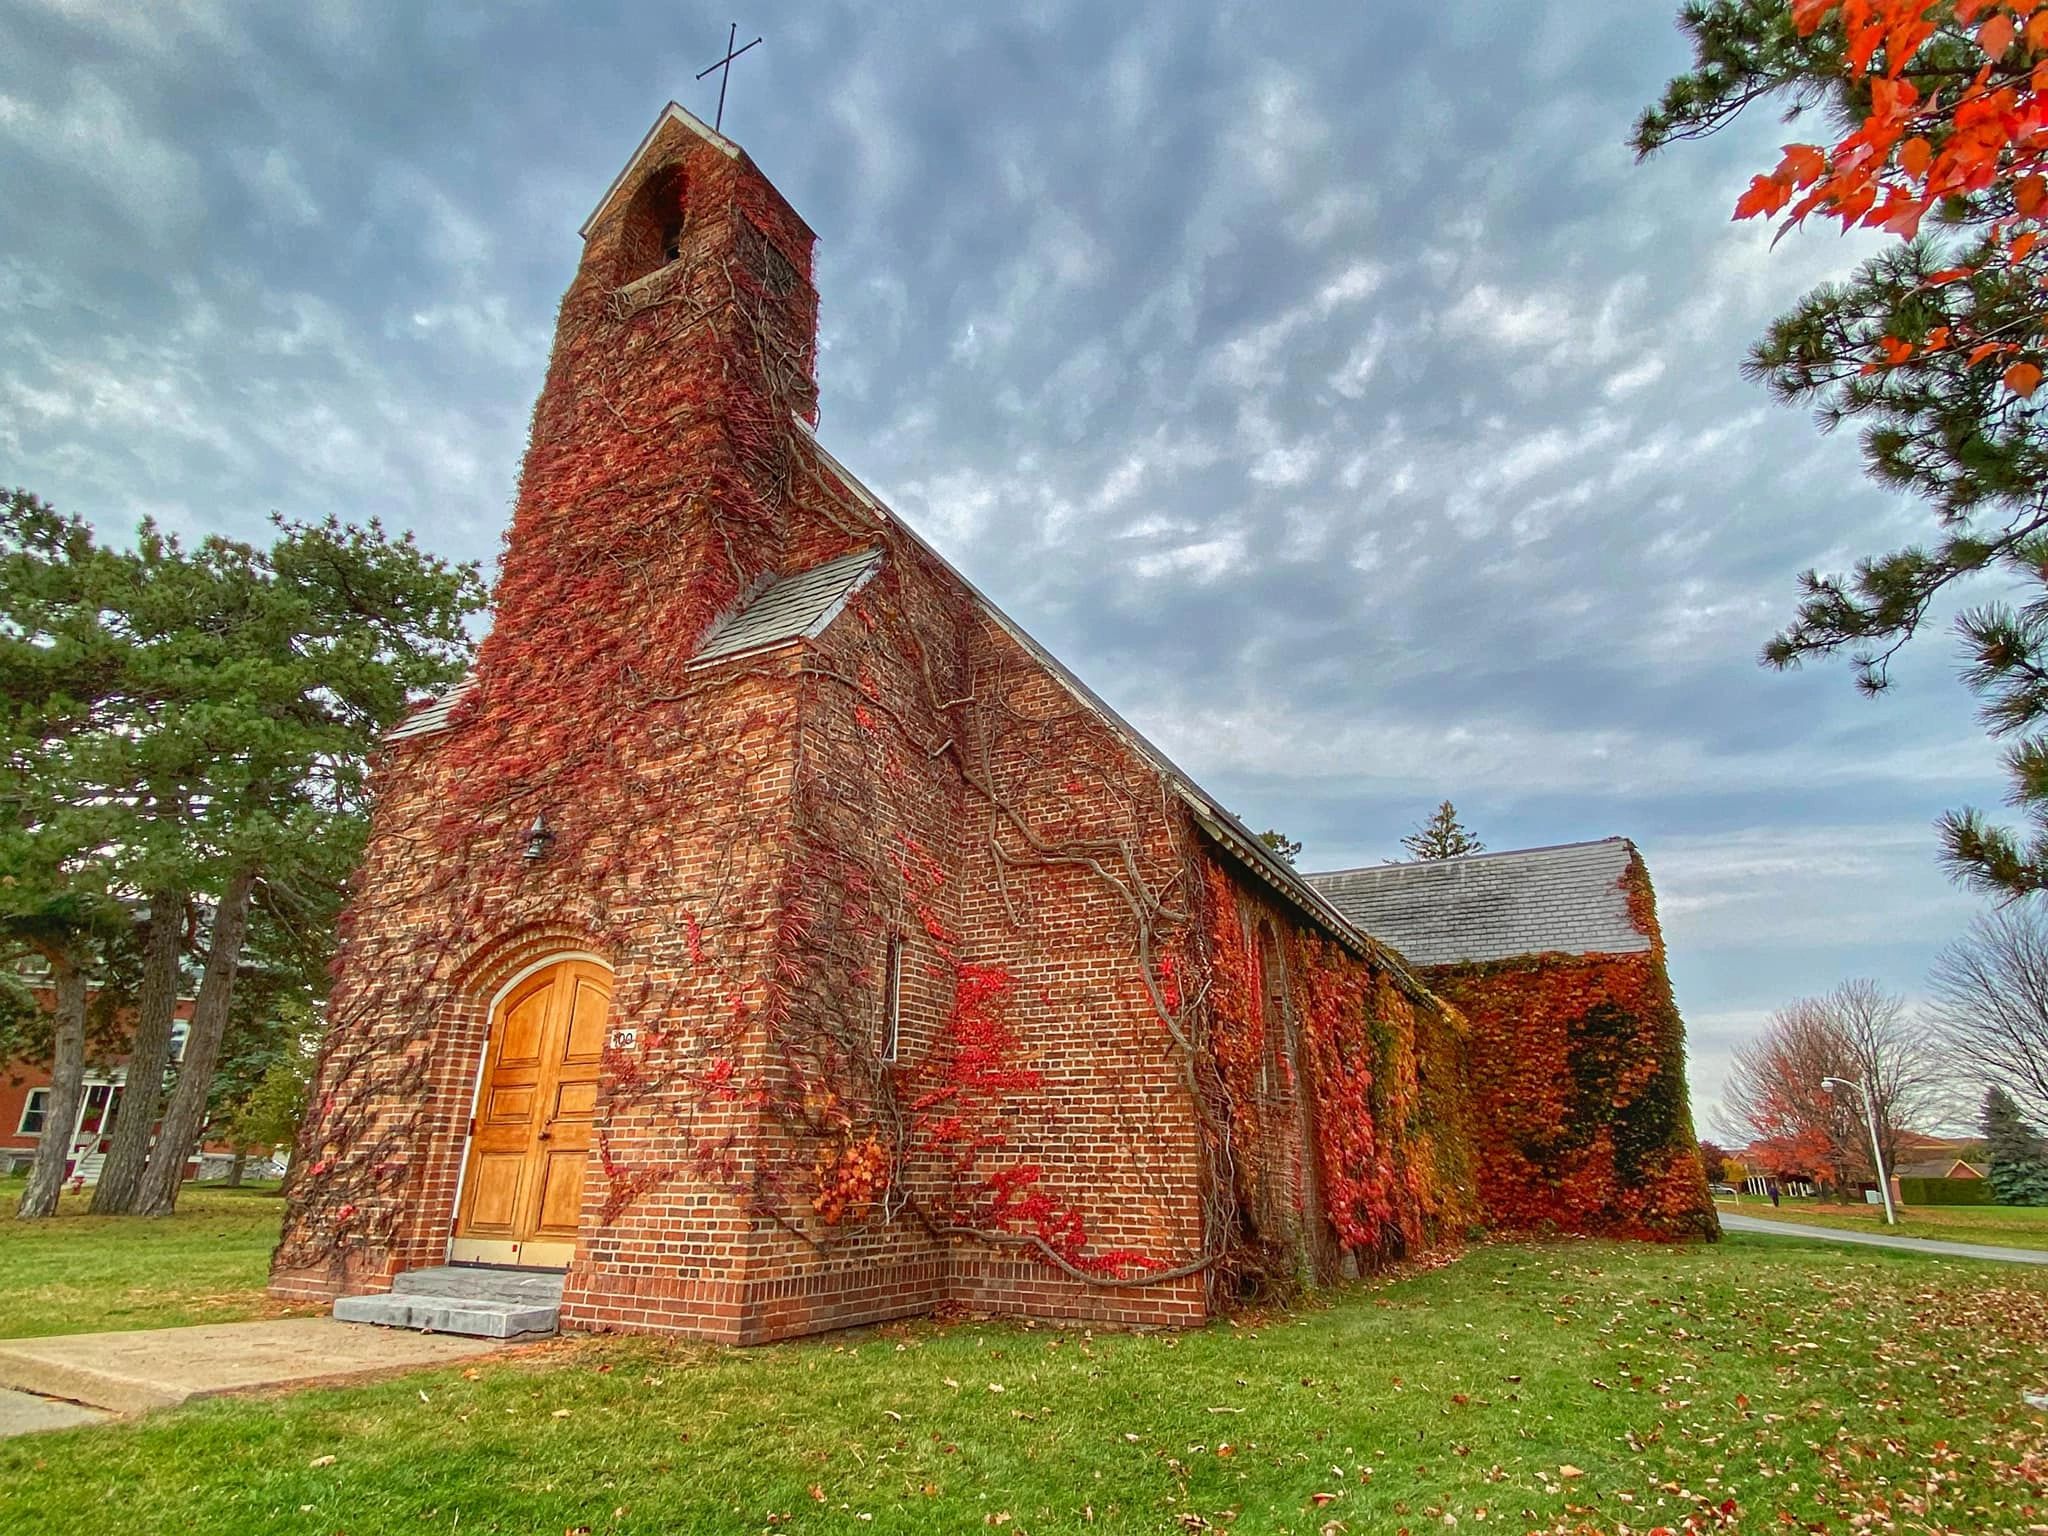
[[449, 957, 613, 1268]]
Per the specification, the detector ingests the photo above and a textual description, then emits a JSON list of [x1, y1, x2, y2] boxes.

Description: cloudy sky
[[0, 0, 2007, 1131]]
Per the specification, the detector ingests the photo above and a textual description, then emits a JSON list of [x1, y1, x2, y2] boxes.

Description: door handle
[[537, 1128, 553, 1142]]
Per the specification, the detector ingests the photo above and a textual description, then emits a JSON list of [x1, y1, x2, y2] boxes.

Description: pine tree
[[1637, 4, 2048, 897], [0, 492, 485, 1214], [0, 491, 132, 1218], [1982, 1085, 2048, 1206], [1256, 829, 1302, 865], [1400, 801, 1486, 861]]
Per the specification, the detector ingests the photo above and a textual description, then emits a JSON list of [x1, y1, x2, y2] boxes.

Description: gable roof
[[785, 417, 1424, 986], [377, 431, 1431, 994], [578, 102, 816, 242], [1893, 1158, 1987, 1180], [690, 548, 881, 668], [387, 677, 476, 743], [1304, 837, 1650, 968]]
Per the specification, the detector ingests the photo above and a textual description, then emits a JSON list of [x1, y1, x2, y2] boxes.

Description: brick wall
[[273, 107, 1700, 1343]]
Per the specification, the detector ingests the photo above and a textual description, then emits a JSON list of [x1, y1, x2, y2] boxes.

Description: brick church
[[274, 104, 1715, 1343]]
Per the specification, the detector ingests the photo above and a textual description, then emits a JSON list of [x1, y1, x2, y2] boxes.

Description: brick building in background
[[273, 104, 1714, 1344], [1309, 841, 1710, 1238], [1, 990, 210, 1183]]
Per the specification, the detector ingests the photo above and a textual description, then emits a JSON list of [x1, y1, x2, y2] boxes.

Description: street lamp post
[[1821, 1075, 1898, 1226]]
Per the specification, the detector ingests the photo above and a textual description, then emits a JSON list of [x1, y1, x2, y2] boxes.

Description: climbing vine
[[276, 124, 1704, 1322], [1197, 862, 1476, 1289], [1424, 854, 1717, 1241]]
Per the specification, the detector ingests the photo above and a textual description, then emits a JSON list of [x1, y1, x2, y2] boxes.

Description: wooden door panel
[[562, 977, 609, 1062], [554, 1079, 599, 1119], [454, 959, 612, 1266], [534, 1149, 588, 1237], [465, 1152, 525, 1231], [497, 988, 550, 1065], [485, 1085, 536, 1124]]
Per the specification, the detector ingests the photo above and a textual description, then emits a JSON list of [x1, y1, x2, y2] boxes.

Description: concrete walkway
[[1721, 1210, 2048, 1265], [0, 1317, 504, 1419], [0, 1386, 109, 1436]]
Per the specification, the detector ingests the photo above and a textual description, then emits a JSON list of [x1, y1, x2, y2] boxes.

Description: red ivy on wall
[[1425, 855, 1717, 1242], [1197, 861, 1477, 1283]]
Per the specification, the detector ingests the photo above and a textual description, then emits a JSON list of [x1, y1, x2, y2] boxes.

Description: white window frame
[[17, 1087, 50, 1136], [879, 935, 902, 1064]]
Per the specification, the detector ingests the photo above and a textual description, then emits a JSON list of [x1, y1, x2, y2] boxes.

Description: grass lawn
[[2, 1233, 2044, 1535], [0, 1180, 309, 1339], [1717, 1194, 2048, 1250]]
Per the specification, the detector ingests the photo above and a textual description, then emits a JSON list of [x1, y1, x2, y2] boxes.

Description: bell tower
[[518, 102, 821, 587], [391, 101, 828, 887], [438, 105, 823, 843]]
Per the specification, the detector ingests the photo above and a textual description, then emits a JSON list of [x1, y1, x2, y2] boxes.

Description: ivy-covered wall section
[[1423, 851, 1717, 1241], [1197, 860, 1478, 1291]]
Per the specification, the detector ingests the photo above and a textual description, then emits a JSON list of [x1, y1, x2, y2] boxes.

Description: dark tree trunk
[[17, 951, 88, 1220], [137, 870, 256, 1217], [225, 1150, 247, 1188], [90, 893, 184, 1214]]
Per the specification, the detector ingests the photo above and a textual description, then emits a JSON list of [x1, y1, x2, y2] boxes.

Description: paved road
[[1720, 1210, 2048, 1265]]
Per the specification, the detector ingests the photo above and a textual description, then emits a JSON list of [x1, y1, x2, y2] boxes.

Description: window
[[79, 1083, 116, 1135], [169, 1021, 189, 1063], [879, 935, 902, 1064], [17, 1088, 49, 1136]]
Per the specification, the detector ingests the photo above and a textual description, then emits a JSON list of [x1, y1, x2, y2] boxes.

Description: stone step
[[332, 1290, 558, 1340], [389, 1265, 567, 1306]]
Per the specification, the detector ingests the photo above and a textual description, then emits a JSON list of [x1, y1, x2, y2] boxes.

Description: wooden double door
[[450, 959, 612, 1268]]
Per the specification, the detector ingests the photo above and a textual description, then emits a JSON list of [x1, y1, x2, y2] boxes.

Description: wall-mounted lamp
[[522, 812, 556, 865]]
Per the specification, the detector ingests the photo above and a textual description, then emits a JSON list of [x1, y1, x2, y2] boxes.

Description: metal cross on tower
[[696, 22, 762, 135]]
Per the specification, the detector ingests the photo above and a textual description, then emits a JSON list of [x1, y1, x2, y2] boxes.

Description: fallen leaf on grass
[[309, 1455, 335, 1468]]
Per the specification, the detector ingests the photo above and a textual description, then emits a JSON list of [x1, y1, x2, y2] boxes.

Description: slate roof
[[1303, 837, 1650, 967], [689, 547, 882, 668], [385, 550, 880, 746], [386, 678, 476, 743]]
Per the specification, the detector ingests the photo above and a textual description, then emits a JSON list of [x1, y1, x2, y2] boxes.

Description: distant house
[[0, 990, 229, 1184], [1892, 1157, 1987, 1182]]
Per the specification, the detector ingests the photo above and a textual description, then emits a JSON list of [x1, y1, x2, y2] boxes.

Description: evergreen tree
[[1256, 828, 1303, 864], [0, 491, 484, 1214], [0, 492, 132, 1218], [126, 515, 483, 1216], [1638, 4, 2048, 897], [1982, 1085, 2048, 1206], [1400, 801, 1486, 861]]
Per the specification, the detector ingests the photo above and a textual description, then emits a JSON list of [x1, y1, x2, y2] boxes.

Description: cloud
[[0, 0, 2011, 1127], [0, 69, 205, 242]]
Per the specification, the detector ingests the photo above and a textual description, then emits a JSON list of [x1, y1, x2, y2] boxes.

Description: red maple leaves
[[1737, 1, 2048, 391]]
